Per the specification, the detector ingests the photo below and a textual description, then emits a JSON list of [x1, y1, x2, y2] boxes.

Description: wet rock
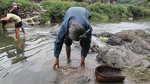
[[141, 59, 150, 70], [45, 21, 51, 25], [22, 16, 40, 26], [90, 42, 101, 53], [75, 76, 90, 83], [96, 38, 150, 68], [93, 32, 113, 37], [107, 36, 124, 45], [96, 45, 137, 68], [115, 30, 150, 43], [49, 24, 60, 36], [96, 30, 150, 66], [125, 38, 150, 55], [100, 32, 113, 37]]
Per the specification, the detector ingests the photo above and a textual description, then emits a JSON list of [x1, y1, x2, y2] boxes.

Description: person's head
[[12, 2, 17, 7], [69, 22, 86, 41], [1, 21, 7, 30]]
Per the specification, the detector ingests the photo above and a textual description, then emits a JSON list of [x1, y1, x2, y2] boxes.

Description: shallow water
[[0, 18, 150, 84]]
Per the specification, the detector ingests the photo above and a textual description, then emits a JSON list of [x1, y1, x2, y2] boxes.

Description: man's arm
[[53, 31, 66, 69], [53, 21, 68, 69], [80, 27, 92, 67], [1, 17, 10, 21], [9, 6, 17, 13]]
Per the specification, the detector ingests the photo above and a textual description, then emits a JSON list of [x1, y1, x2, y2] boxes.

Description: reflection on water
[[0, 32, 27, 64], [11, 39, 27, 64]]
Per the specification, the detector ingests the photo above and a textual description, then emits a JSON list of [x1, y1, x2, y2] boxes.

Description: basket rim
[[95, 65, 125, 78]]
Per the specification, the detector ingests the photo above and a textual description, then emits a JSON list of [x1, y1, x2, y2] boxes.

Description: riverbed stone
[[125, 38, 150, 55], [49, 24, 60, 36], [95, 30, 150, 65], [141, 59, 150, 70], [93, 32, 113, 37], [115, 30, 150, 42]]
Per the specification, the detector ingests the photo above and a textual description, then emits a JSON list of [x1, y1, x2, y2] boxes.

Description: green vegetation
[[0, 0, 39, 17], [32, 17, 39, 22], [40, 1, 150, 23], [27, 19, 32, 23], [88, 2, 132, 22], [128, 6, 150, 16], [40, 1, 88, 23], [1, 0, 150, 24], [118, 0, 147, 3], [118, 0, 150, 8]]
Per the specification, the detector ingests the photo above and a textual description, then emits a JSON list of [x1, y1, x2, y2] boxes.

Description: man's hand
[[80, 56, 85, 67], [53, 58, 59, 69], [9, 6, 17, 13]]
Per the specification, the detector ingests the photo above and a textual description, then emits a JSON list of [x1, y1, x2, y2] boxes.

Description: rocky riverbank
[[22, 4, 47, 26], [91, 29, 150, 83]]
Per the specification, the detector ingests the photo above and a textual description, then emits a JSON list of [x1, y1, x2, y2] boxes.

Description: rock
[[96, 45, 139, 68], [141, 59, 150, 70], [107, 36, 123, 45], [95, 30, 150, 69], [22, 16, 40, 25], [45, 21, 51, 25], [128, 17, 133, 21], [49, 24, 60, 35], [90, 42, 101, 53], [115, 30, 150, 43], [125, 38, 150, 55], [93, 32, 113, 37], [75, 76, 90, 83], [94, 29, 150, 81]]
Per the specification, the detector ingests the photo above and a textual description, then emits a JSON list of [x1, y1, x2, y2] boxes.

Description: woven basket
[[95, 65, 125, 82]]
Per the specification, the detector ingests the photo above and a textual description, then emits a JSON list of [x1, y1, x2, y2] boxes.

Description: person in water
[[53, 7, 92, 69], [1, 3, 25, 37], [0, 13, 23, 40]]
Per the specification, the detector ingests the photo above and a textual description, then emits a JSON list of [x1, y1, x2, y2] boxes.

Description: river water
[[0, 18, 150, 84]]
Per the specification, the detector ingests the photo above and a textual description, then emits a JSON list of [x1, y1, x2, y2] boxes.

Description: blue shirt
[[54, 7, 92, 58]]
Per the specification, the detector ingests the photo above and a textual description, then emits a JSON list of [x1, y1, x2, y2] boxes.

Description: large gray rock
[[115, 30, 150, 43], [96, 45, 141, 68], [95, 30, 150, 69], [124, 38, 150, 55]]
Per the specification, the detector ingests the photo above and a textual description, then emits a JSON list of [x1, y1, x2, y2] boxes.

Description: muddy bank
[[91, 29, 150, 83]]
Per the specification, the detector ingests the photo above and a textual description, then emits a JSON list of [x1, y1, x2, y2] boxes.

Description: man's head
[[12, 3, 17, 7], [69, 22, 86, 41]]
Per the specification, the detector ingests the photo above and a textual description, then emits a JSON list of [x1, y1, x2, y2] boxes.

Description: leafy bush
[[32, 17, 39, 22], [40, 1, 88, 23], [40, 14, 50, 24], [0, 0, 39, 17], [87, 2, 133, 20], [27, 19, 32, 23], [128, 6, 150, 17], [90, 12, 109, 22], [40, 1, 150, 23]]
